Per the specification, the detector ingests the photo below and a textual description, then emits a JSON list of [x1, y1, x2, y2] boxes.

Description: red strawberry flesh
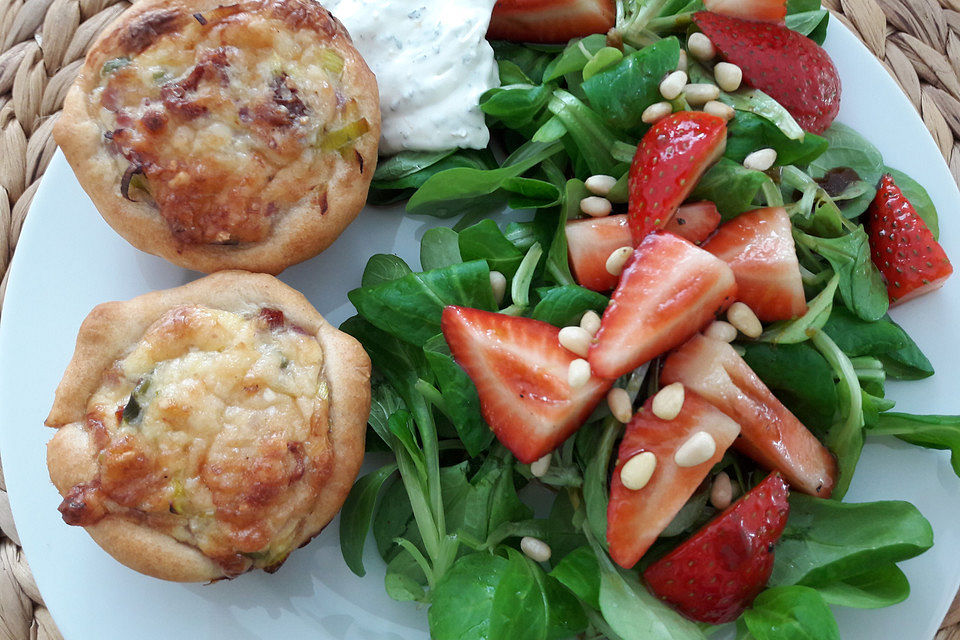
[[665, 201, 722, 244], [589, 232, 737, 379], [442, 306, 611, 463], [867, 174, 953, 305], [702, 206, 807, 322], [693, 12, 840, 134], [703, 0, 786, 23], [566, 215, 632, 292], [607, 391, 741, 569], [643, 472, 790, 624], [487, 0, 616, 44], [628, 111, 727, 243]]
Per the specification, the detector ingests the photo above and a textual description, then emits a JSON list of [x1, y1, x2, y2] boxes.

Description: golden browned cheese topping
[[92, 0, 371, 245], [59, 305, 333, 575]]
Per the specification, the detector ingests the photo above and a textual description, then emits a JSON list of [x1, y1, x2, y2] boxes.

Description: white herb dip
[[324, 0, 500, 155]]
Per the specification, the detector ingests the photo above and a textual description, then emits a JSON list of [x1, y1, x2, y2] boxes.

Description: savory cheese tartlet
[[45, 272, 371, 581], [53, 0, 380, 274]]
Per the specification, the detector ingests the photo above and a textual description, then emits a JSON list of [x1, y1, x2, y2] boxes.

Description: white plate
[[1, 19, 959, 640]]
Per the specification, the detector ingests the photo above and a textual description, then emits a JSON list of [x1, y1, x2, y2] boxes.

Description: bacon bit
[[316, 188, 328, 215], [59, 482, 106, 526], [84, 413, 111, 450], [355, 149, 364, 174], [259, 307, 285, 329], [159, 47, 231, 120], [140, 109, 167, 133], [287, 442, 305, 483], [193, 12, 207, 25], [119, 9, 184, 55]]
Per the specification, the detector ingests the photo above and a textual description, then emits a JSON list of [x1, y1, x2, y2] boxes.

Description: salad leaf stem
[[619, 0, 671, 45]]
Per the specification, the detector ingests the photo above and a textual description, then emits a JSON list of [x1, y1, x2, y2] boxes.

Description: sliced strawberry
[[487, 0, 616, 44], [867, 174, 953, 305], [703, 0, 786, 24], [664, 201, 722, 244], [702, 206, 807, 322], [589, 233, 736, 379], [565, 215, 632, 292], [628, 111, 727, 243], [607, 391, 741, 569], [661, 334, 837, 497], [644, 472, 790, 623], [442, 306, 611, 463], [693, 12, 840, 133]]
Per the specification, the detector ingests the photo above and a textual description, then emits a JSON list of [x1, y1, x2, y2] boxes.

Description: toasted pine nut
[[743, 147, 778, 172], [580, 195, 613, 218], [684, 83, 720, 106], [677, 49, 688, 72], [714, 62, 743, 92], [605, 246, 633, 276], [674, 431, 717, 467], [620, 451, 657, 490], [530, 452, 552, 478], [704, 320, 738, 343], [559, 325, 592, 358], [520, 536, 552, 563], [642, 100, 673, 124], [607, 387, 633, 423], [703, 100, 735, 121], [568, 358, 591, 389], [652, 382, 685, 420], [580, 310, 602, 336], [659, 71, 688, 101], [688, 33, 716, 61], [727, 301, 763, 338], [585, 174, 617, 197], [490, 270, 507, 305], [710, 471, 734, 510]]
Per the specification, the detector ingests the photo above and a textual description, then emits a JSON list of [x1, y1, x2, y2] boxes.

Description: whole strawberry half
[[867, 173, 953, 305], [488, 0, 616, 44], [442, 306, 611, 463], [644, 472, 790, 624], [628, 111, 727, 243], [693, 12, 840, 133]]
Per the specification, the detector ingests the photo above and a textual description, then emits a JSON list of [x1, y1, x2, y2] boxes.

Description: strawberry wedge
[[702, 207, 807, 322], [607, 391, 741, 569], [664, 201, 722, 244], [703, 0, 786, 24], [661, 334, 837, 497], [628, 111, 727, 243], [487, 0, 616, 44], [442, 306, 611, 463], [589, 233, 737, 379], [693, 12, 840, 133], [644, 472, 790, 623], [566, 215, 632, 292], [867, 174, 953, 305]]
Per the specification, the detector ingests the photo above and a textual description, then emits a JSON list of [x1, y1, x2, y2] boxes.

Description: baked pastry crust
[[45, 271, 371, 581], [54, 0, 380, 274]]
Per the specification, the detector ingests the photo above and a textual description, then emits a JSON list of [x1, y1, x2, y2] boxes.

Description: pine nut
[[743, 147, 778, 172], [659, 71, 688, 101], [585, 174, 617, 197], [710, 471, 733, 510], [530, 452, 552, 478], [620, 451, 657, 491], [684, 83, 720, 106], [651, 382, 685, 420], [580, 195, 613, 218], [490, 270, 507, 305], [580, 310, 602, 336], [703, 100, 735, 121], [642, 100, 673, 124], [568, 358, 591, 389], [607, 387, 633, 423], [674, 431, 717, 467], [520, 536, 552, 563], [727, 301, 763, 338], [688, 33, 716, 61], [559, 325, 592, 358], [677, 49, 688, 72], [605, 246, 633, 276], [704, 320, 738, 343], [714, 62, 742, 92]]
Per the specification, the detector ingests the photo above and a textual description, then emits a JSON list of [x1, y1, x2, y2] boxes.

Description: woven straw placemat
[[0, 0, 957, 637]]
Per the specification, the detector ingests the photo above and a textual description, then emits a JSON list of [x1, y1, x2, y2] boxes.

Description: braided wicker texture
[[0, 0, 958, 637]]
